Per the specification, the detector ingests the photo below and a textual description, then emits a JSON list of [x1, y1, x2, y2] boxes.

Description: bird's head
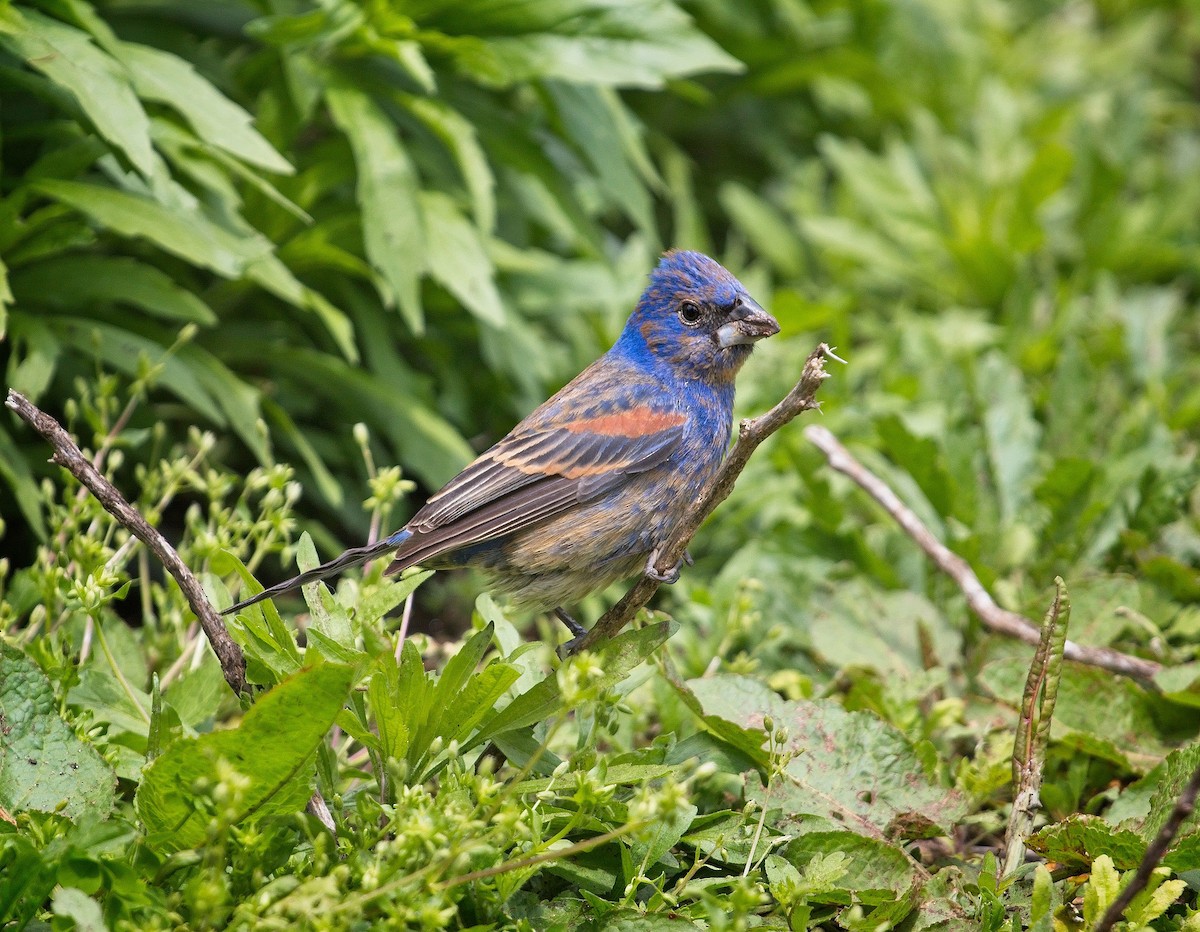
[[617, 250, 780, 384]]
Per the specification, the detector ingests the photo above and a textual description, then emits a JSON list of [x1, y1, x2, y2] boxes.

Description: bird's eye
[[678, 301, 702, 325]]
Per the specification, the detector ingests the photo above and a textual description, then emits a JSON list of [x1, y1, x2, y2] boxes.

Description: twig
[[574, 343, 837, 652], [1004, 578, 1070, 877], [1093, 761, 1200, 932], [803, 425, 1162, 684], [6, 390, 248, 694]]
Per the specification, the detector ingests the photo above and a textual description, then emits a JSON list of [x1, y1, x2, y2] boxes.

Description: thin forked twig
[[803, 425, 1162, 684], [6, 389, 248, 694], [575, 343, 838, 652]]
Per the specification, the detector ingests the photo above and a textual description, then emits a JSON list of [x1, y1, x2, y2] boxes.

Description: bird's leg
[[554, 607, 588, 639], [644, 547, 693, 584]]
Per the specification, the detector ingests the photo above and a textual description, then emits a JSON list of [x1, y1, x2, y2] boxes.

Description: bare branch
[[1093, 761, 1200, 932], [575, 343, 836, 652], [804, 425, 1162, 684], [6, 390, 248, 694]]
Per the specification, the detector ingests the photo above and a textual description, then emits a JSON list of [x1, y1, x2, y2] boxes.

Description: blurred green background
[[2, 0, 1198, 641]]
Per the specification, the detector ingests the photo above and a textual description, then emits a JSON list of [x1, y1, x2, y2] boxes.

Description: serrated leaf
[[0, 642, 117, 820], [1026, 815, 1146, 870], [136, 662, 355, 852], [326, 82, 425, 331]]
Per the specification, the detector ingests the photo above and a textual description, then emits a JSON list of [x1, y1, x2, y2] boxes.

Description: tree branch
[[574, 343, 837, 652], [803, 425, 1162, 684], [6, 389, 248, 694]]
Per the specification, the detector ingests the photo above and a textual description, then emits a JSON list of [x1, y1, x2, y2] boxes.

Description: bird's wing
[[384, 402, 686, 573]]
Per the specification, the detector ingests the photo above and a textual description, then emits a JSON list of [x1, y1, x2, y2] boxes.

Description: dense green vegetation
[[3, 0, 1200, 927]]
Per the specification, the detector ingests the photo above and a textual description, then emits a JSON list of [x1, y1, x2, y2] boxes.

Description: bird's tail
[[221, 529, 413, 615]]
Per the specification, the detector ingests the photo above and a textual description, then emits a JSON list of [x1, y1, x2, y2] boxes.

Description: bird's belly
[[467, 455, 720, 609]]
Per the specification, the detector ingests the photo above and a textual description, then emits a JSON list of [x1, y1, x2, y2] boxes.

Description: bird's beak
[[717, 295, 780, 348]]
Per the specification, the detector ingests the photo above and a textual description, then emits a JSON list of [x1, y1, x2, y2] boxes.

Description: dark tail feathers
[[221, 530, 412, 614]]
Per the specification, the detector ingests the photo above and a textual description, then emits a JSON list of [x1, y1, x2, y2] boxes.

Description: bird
[[223, 250, 780, 639]]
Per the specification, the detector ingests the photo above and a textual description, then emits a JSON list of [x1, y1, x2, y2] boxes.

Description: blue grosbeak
[[224, 250, 779, 636]]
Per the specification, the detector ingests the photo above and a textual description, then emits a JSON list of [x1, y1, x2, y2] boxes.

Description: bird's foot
[[644, 547, 692, 584], [554, 607, 588, 639]]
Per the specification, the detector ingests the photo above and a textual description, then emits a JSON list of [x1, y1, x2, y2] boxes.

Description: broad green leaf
[[549, 83, 655, 236], [420, 191, 506, 327], [782, 831, 917, 906], [689, 676, 966, 838], [719, 182, 804, 277], [0, 8, 158, 179], [398, 93, 495, 231], [32, 179, 270, 277], [0, 641, 117, 820], [326, 82, 425, 331], [0, 255, 11, 337], [244, 254, 358, 362], [136, 662, 355, 852], [435, 0, 742, 88], [975, 351, 1041, 522], [117, 41, 292, 174], [0, 424, 47, 539], [808, 579, 961, 676], [11, 255, 217, 324]]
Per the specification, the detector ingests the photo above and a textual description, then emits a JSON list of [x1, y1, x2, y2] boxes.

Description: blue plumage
[[224, 250, 779, 630]]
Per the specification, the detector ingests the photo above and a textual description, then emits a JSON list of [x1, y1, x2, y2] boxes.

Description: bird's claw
[[554, 607, 588, 639], [644, 547, 691, 584]]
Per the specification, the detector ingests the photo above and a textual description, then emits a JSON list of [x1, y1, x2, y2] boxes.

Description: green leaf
[[326, 82, 425, 331], [978, 659, 1173, 773], [136, 661, 355, 852], [437, 0, 742, 88], [0, 424, 47, 539], [116, 41, 292, 174], [808, 579, 961, 676], [688, 676, 966, 838], [1082, 854, 1120, 926], [11, 255, 217, 324], [782, 831, 917, 906], [0, 8, 158, 179], [31, 179, 270, 277], [0, 641, 117, 820], [420, 191, 506, 327], [1026, 815, 1146, 871], [398, 93, 495, 231], [975, 351, 1041, 522]]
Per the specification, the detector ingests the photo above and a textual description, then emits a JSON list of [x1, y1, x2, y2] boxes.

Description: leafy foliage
[[5, 0, 1200, 929]]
